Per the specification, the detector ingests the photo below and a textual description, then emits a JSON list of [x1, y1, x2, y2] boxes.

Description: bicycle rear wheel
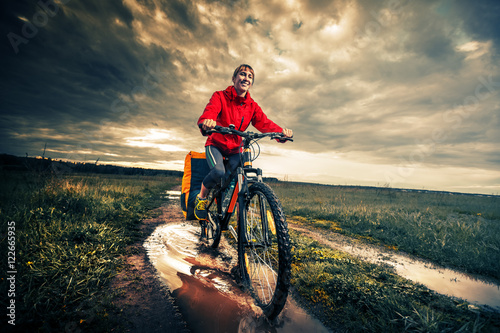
[[201, 187, 222, 248], [238, 182, 291, 320]]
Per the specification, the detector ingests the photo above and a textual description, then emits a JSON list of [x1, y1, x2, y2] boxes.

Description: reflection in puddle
[[173, 271, 248, 333], [145, 223, 330, 333], [290, 224, 500, 311], [161, 190, 183, 200]]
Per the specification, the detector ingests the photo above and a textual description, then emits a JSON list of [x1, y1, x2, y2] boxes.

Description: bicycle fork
[[237, 167, 271, 247]]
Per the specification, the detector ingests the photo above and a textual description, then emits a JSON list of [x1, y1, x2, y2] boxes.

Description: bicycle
[[198, 124, 292, 320]]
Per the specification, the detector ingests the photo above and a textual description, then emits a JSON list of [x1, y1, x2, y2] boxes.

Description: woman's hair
[[232, 64, 255, 84]]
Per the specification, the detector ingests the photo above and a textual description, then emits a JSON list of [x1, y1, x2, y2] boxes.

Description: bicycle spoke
[[254, 255, 277, 302]]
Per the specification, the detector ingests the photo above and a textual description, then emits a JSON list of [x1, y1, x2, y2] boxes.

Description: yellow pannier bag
[[181, 151, 210, 220]]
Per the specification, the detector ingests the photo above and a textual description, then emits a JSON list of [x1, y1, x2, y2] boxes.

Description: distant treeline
[[0, 153, 183, 177], [279, 180, 497, 198], [2, 153, 491, 197]]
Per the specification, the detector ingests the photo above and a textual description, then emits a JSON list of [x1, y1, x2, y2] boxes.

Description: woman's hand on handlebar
[[201, 119, 217, 131], [282, 128, 293, 138]]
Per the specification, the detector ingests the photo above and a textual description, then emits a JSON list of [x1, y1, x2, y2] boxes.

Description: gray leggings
[[202, 146, 241, 189]]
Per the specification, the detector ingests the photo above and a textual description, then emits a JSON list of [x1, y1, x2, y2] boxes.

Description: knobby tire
[[238, 182, 291, 320]]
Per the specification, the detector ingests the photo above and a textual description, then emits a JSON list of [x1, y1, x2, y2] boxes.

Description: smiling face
[[232, 65, 254, 97]]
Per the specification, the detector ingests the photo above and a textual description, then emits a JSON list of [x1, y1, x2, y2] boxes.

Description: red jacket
[[198, 86, 282, 155]]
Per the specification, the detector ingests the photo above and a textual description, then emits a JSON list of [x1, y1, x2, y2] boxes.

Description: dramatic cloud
[[1, 0, 499, 194]]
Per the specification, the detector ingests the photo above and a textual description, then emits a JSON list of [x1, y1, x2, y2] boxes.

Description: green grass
[[0, 170, 180, 331], [272, 182, 500, 280], [290, 230, 500, 332]]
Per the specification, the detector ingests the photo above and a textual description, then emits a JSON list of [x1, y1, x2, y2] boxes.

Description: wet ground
[[144, 191, 499, 333], [144, 221, 331, 333]]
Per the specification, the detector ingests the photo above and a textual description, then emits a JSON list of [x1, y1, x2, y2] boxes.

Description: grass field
[[272, 182, 500, 332], [1, 170, 499, 332], [272, 182, 500, 280], [0, 170, 180, 331], [290, 230, 499, 332]]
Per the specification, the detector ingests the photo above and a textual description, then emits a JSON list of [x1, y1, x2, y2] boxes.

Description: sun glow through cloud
[[125, 129, 185, 152]]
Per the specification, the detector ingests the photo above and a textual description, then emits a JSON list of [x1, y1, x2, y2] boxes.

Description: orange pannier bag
[[181, 151, 210, 220]]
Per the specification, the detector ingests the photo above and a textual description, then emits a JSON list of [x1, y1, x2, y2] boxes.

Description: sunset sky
[[1, 0, 499, 194]]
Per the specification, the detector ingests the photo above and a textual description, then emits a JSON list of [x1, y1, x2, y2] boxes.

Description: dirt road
[[108, 199, 331, 333], [107, 203, 189, 333]]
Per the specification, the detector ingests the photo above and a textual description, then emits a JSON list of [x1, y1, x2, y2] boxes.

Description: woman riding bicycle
[[195, 64, 293, 220]]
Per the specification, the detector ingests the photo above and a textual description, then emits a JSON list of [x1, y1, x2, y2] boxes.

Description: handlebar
[[200, 124, 293, 142]]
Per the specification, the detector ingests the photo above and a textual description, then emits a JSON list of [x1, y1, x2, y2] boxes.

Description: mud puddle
[[289, 224, 500, 311], [144, 222, 330, 333]]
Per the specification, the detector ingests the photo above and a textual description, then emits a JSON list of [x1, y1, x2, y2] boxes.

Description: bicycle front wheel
[[238, 182, 291, 320]]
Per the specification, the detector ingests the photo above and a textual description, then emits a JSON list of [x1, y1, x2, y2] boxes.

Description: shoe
[[194, 195, 208, 220]]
